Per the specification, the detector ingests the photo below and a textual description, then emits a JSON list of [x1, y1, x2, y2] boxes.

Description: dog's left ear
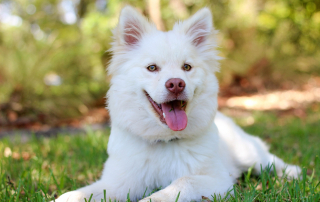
[[174, 8, 213, 47]]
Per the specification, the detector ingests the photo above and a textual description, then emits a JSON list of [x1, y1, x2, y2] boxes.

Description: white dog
[[56, 6, 301, 202]]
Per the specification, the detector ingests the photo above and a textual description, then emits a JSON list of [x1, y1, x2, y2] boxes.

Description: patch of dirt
[[0, 107, 110, 138], [219, 76, 320, 113]]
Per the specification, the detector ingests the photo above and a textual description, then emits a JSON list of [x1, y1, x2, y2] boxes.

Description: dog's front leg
[[139, 174, 233, 202]]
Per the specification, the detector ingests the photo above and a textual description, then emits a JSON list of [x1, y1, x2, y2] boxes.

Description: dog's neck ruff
[[154, 137, 180, 143]]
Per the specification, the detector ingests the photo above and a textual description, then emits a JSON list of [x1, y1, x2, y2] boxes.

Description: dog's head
[[107, 6, 220, 142]]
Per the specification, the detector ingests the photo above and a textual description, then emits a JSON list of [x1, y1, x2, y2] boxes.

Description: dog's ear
[[174, 8, 213, 47], [114, 6, 155, 47]]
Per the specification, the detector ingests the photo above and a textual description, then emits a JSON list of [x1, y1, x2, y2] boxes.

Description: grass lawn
[[1, 105, 319, 201]]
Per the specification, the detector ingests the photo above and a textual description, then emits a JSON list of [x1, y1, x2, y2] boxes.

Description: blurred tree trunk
[[78, 0, 89, 19], [147, 0, 165, 31], [0, 22, 2, 45]]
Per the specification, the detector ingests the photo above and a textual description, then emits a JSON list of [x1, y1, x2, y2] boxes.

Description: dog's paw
[[53, 191, 86, 202], [139, 190, 180, 202], [284, 165, 302, 179], [139, 192, 173, 202], [139, 198, 152, 202], [139, 197, 165, 202]]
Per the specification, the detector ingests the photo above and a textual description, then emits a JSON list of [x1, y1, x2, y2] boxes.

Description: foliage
[[0, 0, 117, 119], [0, 106, 320, 201], [0, 0, 319, 119]]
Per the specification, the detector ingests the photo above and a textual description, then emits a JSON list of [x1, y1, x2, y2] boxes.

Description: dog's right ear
[[113, 6, 155, 48]]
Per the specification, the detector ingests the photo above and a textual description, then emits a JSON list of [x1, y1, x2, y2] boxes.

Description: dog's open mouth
[[146, 93, 188, 131]]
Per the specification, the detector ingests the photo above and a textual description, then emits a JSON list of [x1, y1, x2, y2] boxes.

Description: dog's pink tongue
[[162, 101, 187, 131]]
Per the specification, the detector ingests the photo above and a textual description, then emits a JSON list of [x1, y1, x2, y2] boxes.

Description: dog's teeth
[[163, 112, 166, 118]]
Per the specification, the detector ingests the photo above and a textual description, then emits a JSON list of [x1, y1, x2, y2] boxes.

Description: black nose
[[165, 78, 186, 95]]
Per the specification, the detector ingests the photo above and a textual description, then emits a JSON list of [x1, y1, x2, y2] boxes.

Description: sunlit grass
[[0, 129, 109, 201], [0, 107, 319, 201]]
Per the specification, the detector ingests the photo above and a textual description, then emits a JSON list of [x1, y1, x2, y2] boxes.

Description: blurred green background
[[0, 0, 319, 125]]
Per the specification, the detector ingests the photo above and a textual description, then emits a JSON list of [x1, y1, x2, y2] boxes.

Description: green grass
[[0, 106, 319, 201]]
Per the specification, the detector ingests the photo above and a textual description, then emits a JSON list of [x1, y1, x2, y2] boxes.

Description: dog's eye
[[183, 64, 192, 71], [147, 65, 157, 72]]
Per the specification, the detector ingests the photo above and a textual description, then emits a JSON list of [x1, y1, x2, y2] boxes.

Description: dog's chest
[[107, 128, 217, 193], [138, 141, 212, 188]]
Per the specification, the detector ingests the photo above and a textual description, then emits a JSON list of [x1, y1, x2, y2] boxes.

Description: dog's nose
[[165, 78, 186, 95]]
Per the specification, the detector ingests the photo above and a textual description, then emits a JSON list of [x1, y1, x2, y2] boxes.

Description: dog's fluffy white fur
[[56, 6, 301, 202]]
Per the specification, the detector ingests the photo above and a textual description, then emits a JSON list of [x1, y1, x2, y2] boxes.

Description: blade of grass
[[175, 191, 180, 202], [15, 178, 22, 202], [142, 187, 148, 198], [104, 189, 107, 202], [50, 169, 61, 194]]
